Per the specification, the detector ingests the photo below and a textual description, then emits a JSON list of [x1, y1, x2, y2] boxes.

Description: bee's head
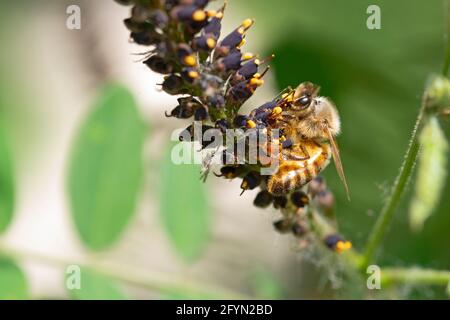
[[291, 82, 320, 114]]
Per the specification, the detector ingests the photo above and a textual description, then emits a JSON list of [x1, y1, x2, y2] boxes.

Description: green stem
[[361, 96, 427, 271], [382, 267, 450, 287], [443, 0, 450, 76], [0, 243, 250, 300]]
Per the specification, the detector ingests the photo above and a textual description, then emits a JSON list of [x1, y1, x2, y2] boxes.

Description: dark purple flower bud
[[162, 74, 186, 95], [165, 97, 202, 119], [291, 191, 310, 208], [177, 44, 197, 67], [234, 115, 249, 128], [143, 55, 174, 74], [250, 100, 277, 121], [215, 119, 230, 133], [214, 50, 242, 72], [217, 19, 253, 56], [171, 5, 207, 23], [192, 35, 217, 51], [273, 196, 288, 209], [273, 219, 292, 233], [207, 94, 225, 109], [240, 171, 261, 194], [232, 58, 259, 83], [194, 105, 208, 121], [132, 5, 152, 23], [203, 13, 223, 38], [253, 190, 273, 208], [123, 18, 150, 33], [130, 30, 162, 45], [215, 165, 240, 179], [181, 67, 200, 83], [180, 0, 209, 7], [149, 9, 169, 29]]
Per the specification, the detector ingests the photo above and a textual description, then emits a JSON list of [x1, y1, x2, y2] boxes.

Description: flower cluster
[[115, 0, 351, 253]]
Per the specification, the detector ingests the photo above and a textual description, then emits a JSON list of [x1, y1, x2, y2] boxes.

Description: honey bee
[[258, 82, 350, 199]]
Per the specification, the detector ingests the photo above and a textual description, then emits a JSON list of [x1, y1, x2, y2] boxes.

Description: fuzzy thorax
[[296, 96, 341, 140]]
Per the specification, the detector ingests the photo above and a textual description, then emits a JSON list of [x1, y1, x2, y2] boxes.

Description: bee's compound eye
[[295, 95, 311, 108]]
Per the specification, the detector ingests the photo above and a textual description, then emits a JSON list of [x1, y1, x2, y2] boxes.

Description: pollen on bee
[[192, 10, 207, 21]]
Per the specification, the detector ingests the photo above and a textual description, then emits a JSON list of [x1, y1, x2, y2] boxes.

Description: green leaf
[[159, 143, 210, 262], [409, 116, 448, 232], [0, 257, 27, 299], [68, 84, 146, 250], [0, 125, 14, 233], [69, 268, 126, 300], [447, 281, 450, 297]]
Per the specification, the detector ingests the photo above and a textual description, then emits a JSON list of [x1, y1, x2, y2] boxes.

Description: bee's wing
[[325, 126, 351, 201]]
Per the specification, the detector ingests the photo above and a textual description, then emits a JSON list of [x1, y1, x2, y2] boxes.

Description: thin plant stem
[[361, 96, 427, 271], [0, 243, 250, 300], [443, 0, 450, 76], [382, 267, 450, 287]]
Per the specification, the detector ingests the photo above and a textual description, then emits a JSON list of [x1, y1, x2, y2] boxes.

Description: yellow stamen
[[242, 52, 254, 61], [335, 240, 352, 253], [254, 58, 261, 65], [206, 38, 216, 49], [237, 38, 247, 48], [215, 12, 224, 19], [246, 120, 256, 129], [250, 78, 264, 86], [242, 18, 254, 29], [272, 106, 282, 115], [335, 241, 345, 253], [206, 10, 217, 18], [188, 71, 199, 79], [237, 27, 245, 35], [253, 73, 261, 78], [241, 180, 248, 189], [280, 136, 286, 142], [184, 55, 197, 67], [192, 10, 206, 22]]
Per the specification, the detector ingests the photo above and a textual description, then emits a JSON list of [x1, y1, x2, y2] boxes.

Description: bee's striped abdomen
[[267, 142, 331, 195]]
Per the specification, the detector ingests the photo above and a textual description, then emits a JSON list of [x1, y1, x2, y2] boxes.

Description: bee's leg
[[285, 145, 310, 161]]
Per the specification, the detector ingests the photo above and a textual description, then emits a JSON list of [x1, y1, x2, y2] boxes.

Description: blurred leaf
[[68, 84, 146, 250], [250, 269, 283, 299], [0, 257, 27, 299], [0, 125, 14, 233], [160, 144, 210, 262], [69, 268, 126, 300], [409, 116, 448, 231]]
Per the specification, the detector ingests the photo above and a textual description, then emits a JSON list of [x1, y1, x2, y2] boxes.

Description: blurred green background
[[0, 0, 448, 299]]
